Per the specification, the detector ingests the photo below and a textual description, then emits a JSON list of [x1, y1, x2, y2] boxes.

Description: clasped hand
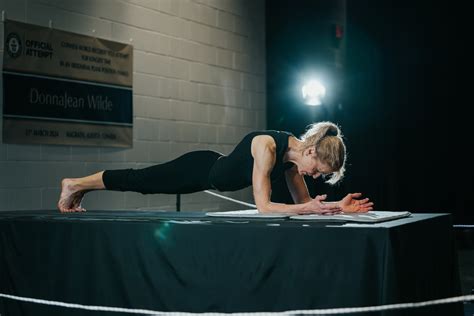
[[298, 193, 374, 215]]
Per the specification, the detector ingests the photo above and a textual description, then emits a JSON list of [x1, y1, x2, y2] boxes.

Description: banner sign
[[2, 20, 133, 147]]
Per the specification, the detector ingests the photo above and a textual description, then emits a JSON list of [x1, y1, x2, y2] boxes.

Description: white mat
[[205, 209, 290, 218], [290, 211, 412, 223], [206, 210, 411, 222]]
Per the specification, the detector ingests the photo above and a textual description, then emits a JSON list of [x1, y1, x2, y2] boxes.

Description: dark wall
[[266, 0, 472, 223]]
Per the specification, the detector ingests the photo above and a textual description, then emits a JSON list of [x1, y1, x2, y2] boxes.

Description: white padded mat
[[290, 211, 412, 223], [205, 209, 290, 218], [206, 210, 411, 222]]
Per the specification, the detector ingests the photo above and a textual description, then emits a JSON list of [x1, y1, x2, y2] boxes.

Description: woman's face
[[298, 148, 332, 179]]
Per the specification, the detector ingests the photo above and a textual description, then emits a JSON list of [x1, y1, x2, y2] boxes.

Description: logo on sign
[[6, 32, 22, 58]]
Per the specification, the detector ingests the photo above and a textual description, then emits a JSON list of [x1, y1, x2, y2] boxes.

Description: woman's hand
[[338, 193, 374, 213], [297, 194, 342, 215]]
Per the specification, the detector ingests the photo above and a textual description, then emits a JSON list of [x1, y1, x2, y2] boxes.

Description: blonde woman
[[58, 121, 373, 214]]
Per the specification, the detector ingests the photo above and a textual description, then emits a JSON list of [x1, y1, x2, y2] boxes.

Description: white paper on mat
[[290, 211, 412, 223], [205, 209, 290, 219]]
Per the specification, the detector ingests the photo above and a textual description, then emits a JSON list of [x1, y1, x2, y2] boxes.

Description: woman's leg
[[57, 151, 222, 213], [57, 171, 105, 213], [102, 151, 222, 194]]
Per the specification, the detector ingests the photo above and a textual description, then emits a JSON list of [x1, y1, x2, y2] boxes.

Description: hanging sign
[[2, 19, 133, 147]]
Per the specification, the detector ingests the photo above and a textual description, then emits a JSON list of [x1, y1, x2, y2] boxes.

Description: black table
[[0, 211, 462, 316]]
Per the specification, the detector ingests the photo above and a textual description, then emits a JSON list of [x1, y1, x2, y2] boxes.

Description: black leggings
[[102, 151, 223, 194]]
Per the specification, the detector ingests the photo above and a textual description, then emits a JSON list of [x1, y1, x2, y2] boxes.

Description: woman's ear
[[306, 146, 316, 156]]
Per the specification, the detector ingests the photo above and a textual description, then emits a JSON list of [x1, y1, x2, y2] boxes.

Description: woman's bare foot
[[57, 171, 105, 213], [57, 179, 87, 213]]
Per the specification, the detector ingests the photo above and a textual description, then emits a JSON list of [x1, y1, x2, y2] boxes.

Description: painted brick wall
[[0, 0, 266, 212]]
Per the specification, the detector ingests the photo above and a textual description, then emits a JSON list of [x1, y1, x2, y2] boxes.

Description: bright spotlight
[[302, 80, 326, 106]]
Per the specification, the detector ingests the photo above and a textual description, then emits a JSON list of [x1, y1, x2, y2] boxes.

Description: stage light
[[301, 79, 326, 106]]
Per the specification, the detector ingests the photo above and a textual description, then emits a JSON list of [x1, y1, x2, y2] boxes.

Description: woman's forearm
[[258, 201, 310, 213], [258, 198, 341, 214]]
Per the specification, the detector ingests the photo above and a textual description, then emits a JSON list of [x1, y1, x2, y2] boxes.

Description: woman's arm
[[251, 135, 340, 214], [284, 165, 312, 204]]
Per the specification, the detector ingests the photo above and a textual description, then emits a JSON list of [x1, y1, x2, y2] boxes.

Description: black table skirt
[[0, 211, 462, 316]]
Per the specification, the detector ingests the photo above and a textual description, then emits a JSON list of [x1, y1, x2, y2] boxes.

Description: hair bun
[[325, 127, 338, 137]]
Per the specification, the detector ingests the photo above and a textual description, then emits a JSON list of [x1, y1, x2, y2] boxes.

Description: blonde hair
[[300, 121, 346, 184]]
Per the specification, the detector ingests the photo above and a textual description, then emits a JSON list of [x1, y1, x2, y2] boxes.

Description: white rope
[[204, 190, 257, 209], [1, 292, 472, 315], [0, 293, 158, 315]]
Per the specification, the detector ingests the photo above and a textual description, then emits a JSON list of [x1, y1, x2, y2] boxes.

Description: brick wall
[[0, 0, 266, 212]]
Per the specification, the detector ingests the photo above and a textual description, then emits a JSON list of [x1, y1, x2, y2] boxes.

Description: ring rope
[[1, 292, 472, 315], [204, 190, 257, 208]]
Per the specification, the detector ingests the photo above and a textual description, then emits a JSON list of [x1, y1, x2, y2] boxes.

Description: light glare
[[302, 80, 326, 106]]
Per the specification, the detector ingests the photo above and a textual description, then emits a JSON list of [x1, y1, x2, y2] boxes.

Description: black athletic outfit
[[102, 130, 294, 194]]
